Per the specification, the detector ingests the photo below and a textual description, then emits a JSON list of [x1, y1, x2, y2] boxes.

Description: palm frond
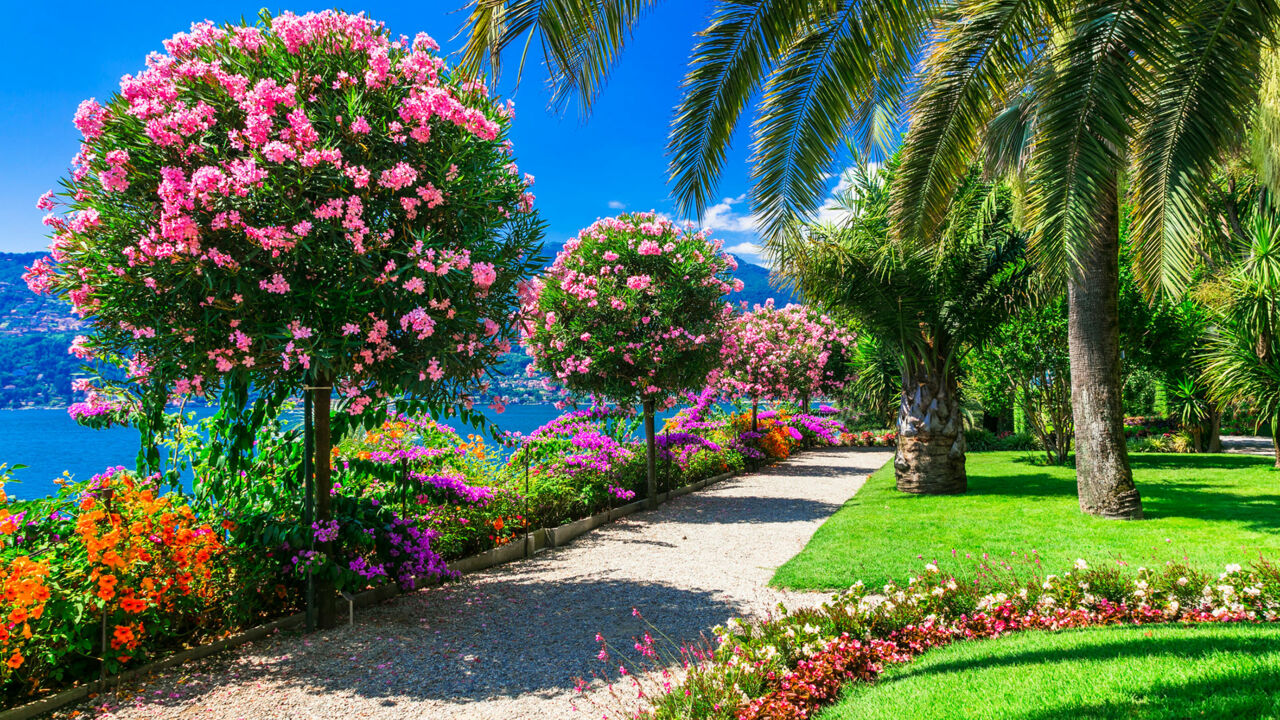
[[1024, 0, 1171, 280], [667, 0, 820, 218], [750, 0, 933, 240], [891, 0, 1046, 246], [1251, 42, 1280, 193], [1129, 0, 1279, 299], [458, 0, 661, 114]]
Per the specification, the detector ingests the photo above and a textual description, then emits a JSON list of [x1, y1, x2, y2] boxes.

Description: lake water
[[0, 404, 693, 499]]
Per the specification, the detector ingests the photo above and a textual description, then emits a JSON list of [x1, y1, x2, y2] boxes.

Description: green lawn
[[773, 452, 1280, 590], [820, 624, 1280, 720]]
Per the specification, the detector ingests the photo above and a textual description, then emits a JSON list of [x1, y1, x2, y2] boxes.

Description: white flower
[[931, 587, 945, 597], [1245, 586, 1262, 597], [1177, 577, 1188, 586], [1225, 563, 1242, 574], [946, 580, 957, 591], [924, 563, 939, 573], [1169, 599, 1180, 614], [1135, 580, 1148, 591], [1075, 558, 1089, 570], [1218, 584, 1235, 598]]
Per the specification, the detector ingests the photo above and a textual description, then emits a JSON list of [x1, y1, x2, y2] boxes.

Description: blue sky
[[0, 2, 848, 264]]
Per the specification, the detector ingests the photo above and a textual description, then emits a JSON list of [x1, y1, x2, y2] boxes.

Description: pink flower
[[73, 99, 107, 140], [259, 273, 290, 294], [471, 262, 497, 291], [378, 162, 419, 191], [625, 275, 652, 291]]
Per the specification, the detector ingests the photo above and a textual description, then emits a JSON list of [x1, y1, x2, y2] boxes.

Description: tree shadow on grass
[[871, 625, 1280, 719], [1128, 454, 1277, 472], [885, 625, 1279, 682]]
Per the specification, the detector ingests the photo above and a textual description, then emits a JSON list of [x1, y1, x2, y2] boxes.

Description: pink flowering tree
[[26, 11, 543, 625], [520, 213, 740, 504], [719, 302, 854, 427]]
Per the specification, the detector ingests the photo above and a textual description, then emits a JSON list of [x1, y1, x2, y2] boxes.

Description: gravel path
[[1220, 434, 1275, 458], [63, 447, 891, 720]]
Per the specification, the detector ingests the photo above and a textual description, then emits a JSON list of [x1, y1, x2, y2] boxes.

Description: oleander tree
[[25, 11, 544, 626], [720, 302, 854, 427], [520, 212, 740, 503]]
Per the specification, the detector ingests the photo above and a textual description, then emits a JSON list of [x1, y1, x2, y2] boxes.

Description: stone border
[[0, 465, 750, 720]]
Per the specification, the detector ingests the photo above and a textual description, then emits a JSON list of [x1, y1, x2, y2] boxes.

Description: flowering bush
[[29, 11, 542, 423], [26, 13, 545, 627], [719, 302, 854, 408], [0, 469, 243, 701], [521, 213, 738, 406], [589, 558, 1280, 720], [841, 428, 898, 448]]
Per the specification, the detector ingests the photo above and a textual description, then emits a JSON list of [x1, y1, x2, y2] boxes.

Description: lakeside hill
[[0, 248, 799, 409]]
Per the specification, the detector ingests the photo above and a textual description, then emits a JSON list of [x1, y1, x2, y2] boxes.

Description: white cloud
[[702, 194, 763, 234], [724, 241, 764, 256], [607, 200, 626, 210]]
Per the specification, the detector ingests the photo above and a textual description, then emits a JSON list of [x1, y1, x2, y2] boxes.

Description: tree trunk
[[1068, 180, 1143, 519], [895, 365, 966, 494], [643, 399, 657, 508], [312, 382, 338, 628], [1206, 402, 1222, 453], [751, 398, 759, 432]]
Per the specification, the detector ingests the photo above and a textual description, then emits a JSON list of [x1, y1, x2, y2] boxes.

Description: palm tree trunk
[[895, 364, 966, 494], [1069, 181, 1143, 519]]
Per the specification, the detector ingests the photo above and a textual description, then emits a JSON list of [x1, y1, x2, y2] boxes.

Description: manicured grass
[[772, 452, 1280, 590], [820, 623, 1280, 720]]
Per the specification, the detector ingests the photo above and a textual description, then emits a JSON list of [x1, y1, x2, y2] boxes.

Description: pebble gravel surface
[[60, 446, 891, 720]]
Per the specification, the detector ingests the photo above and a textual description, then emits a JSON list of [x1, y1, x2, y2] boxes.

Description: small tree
[[26, 11, 543, 626], [720, 302, 853, 427], [520, 212, 739, 505]]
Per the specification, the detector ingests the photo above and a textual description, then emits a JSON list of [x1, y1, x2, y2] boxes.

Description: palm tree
[[777, 162, 1029, 493], [461, 0, 1280, 517]]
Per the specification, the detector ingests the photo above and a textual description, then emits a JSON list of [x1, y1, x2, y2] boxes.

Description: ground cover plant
[[772, 452, 1280, 591]]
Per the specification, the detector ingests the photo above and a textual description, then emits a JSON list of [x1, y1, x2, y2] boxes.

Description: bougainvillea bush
[[583, 559, 1280, 720]]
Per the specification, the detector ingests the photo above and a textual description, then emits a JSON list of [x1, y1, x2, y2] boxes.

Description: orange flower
[[6, 651, 21, 670]]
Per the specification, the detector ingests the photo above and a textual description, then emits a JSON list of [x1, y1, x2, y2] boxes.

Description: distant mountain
[[0, 253, 84, 408], [0, 246, 798, 408]]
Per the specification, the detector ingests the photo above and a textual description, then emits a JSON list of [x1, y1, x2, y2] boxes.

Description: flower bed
[[589, 558, 1280, 719], [0, 399, 848, 707]]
